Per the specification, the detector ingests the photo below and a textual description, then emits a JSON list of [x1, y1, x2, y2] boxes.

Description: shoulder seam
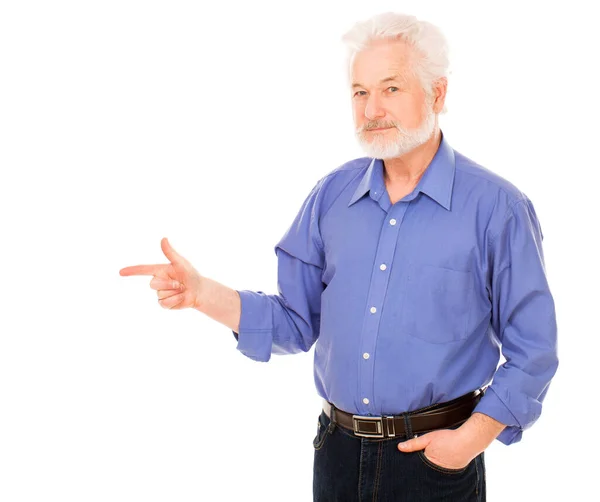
[[314, 163, 368, 251], [322, 165, 366, 220], [455, 160, 523, 203], [487, 197, 529, 248]]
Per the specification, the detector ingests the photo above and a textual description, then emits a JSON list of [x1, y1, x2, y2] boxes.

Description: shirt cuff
[[473, 387, 523, 445], [232, 290, 274, 362]]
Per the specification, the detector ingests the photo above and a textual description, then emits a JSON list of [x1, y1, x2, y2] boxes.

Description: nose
[[364, 94, 385, 121]]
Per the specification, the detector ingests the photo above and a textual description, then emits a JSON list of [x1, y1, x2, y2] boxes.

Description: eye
[[387, 86, 399, 92], [353, 90, 366, 97]]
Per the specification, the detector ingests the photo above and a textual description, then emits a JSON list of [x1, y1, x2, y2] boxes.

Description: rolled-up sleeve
[[231, 179, 326, 362], [473, 196, 559, 445]]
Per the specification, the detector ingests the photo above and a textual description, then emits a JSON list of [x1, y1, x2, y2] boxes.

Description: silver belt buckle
[[352, 415, 384, 438]]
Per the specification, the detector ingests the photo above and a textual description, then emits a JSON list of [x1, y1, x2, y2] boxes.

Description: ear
[[431, 77, 448, 114]]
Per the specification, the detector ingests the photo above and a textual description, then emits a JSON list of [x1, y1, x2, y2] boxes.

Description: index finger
[[119, 264, 167, 276]]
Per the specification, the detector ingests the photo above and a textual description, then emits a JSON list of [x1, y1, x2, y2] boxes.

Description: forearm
[[457, 412, 506, 454], [193, 276, 241, 333]]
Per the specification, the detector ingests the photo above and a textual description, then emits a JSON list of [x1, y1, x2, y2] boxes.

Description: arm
[[193, 276, 242, 333], [193, 250, 324, 363], [472, 196, 559, 445], [455, 412, 506, 454], [396, 195, 558, 465], [205, 179, 327, 362]]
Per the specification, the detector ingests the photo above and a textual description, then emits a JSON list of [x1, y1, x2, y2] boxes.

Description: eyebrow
[[352, 74, 407, 89]]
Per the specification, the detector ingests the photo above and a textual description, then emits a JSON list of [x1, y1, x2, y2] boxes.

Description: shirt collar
[[347, 131, 456, 211]]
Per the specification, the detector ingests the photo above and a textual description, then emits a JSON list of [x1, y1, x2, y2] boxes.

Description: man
[[119, 12, 558, 502]]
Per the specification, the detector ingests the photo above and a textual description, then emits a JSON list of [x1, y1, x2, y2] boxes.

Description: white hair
[[341, 12, 450, 113]]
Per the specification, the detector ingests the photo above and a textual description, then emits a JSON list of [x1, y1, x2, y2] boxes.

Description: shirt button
[[370, 306, 377, 313], [363, 397, 369, 404], [380, 263, 387, 270], [389, 218, 397, 225], [363, 352, 370, 359]]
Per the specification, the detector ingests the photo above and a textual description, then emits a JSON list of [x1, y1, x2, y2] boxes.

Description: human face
[[351, 38, 437, 159]]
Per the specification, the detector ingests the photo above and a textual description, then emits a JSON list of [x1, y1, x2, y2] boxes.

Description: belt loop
[[327, 402, 337, 434], [402, 412, 416, 439]]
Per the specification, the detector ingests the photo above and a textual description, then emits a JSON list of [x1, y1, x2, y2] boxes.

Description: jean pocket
[[312, 411, 330, 450], [417, 450, 473, 475], [401, 264, 474, 343]]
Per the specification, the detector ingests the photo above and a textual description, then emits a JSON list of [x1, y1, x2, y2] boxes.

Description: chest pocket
[[400, 264, 474, 344]]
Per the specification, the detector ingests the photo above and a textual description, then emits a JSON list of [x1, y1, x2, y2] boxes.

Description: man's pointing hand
[[119, 237, 204, 310]]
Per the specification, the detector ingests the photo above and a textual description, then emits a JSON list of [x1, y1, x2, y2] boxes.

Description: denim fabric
[[313, 410, 485, 501]]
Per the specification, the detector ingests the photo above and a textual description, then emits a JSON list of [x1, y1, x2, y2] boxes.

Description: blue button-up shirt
[[232, 132, 558, 445]]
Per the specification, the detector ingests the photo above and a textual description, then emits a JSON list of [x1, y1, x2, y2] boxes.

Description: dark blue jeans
[[313, 409, 486, 501]]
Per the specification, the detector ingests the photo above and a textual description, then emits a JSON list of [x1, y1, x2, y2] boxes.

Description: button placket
[[357, 206, 408, 415]]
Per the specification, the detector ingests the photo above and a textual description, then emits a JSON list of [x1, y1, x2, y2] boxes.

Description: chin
[[357, 133, 420, 159], [356, 107, 438, 158]]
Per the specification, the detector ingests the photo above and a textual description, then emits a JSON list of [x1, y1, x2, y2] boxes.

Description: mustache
[[359, 121, 399, 132]]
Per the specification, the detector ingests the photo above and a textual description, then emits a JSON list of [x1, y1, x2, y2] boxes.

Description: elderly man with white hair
[[120, 11, 558, 502]]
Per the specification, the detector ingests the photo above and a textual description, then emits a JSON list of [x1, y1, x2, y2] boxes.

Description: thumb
[[161, 237, 185, 264], [397, 433, 430, 452]]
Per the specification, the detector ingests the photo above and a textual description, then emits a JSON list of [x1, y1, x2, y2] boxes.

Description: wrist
[[457, 412, 506, 455], [193, 277, 209, 311]]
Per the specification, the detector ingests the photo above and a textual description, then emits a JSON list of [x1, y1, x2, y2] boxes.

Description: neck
[[383, 127, 442, 185]]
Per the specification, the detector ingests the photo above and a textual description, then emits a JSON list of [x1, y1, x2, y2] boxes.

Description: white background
[[1, 0, 597, 500]]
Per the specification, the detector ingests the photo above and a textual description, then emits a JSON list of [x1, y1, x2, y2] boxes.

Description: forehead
[[351, 38, 416, 85]]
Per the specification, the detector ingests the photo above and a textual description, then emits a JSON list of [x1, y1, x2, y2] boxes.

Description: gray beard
[[355, 109, 437, 159]]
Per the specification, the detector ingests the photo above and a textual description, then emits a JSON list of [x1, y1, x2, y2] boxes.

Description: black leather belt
[[323, 388, 485, 438]]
